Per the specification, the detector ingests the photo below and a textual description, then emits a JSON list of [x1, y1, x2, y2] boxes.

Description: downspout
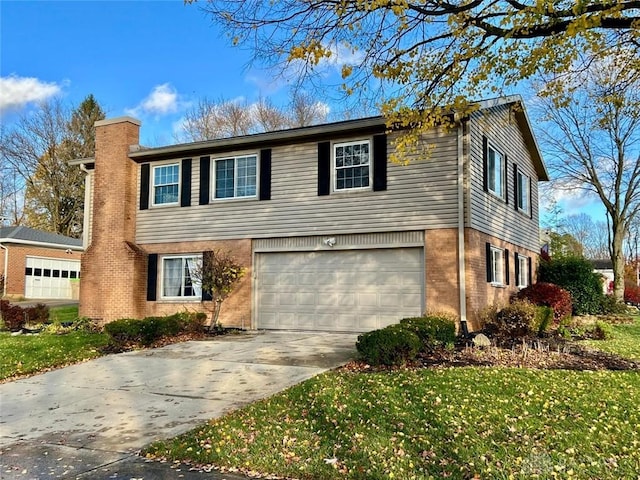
[[80, 163, 91, 250], [0, 243, 7, 298], [455, 114, 469, 335]]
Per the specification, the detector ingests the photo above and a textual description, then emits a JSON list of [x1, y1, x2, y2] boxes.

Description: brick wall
[[1, 244, 81, 298], [425, 228, 461, 319], [464, 228, 539, 330], [142, 239, 252, 329], [79, 118, 146, 324]]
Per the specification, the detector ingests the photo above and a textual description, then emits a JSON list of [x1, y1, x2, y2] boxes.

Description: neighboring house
[[0, 226, 83, 300], [591, 259, 621, 295], [73, 95, 548, 332]]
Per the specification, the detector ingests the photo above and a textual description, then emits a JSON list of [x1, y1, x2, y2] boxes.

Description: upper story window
[[214, 155, 257, 199], [489, 245, 505, 286], [335, 140, 370, 191], [486, 145, 505, 199], [161, 255, 201, 299], [153, 163, 180, 206], [516, 168, 530, 214]]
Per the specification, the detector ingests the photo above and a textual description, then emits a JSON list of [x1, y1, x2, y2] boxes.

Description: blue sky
[[0, 0, 333, 146], [1, 0, 605, 223]]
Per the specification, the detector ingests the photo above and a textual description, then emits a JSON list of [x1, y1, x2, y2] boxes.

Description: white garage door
[[25, 257, 81, 299], [256, 248, 423, 332]]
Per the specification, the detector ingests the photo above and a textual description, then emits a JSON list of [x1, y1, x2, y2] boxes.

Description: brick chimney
[[79, 117, 147, 323]]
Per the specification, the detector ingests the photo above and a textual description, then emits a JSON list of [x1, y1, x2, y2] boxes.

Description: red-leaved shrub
[[625, 285, 640, 305], [0, 300, 26, 332], [515, 282, 573, 322]]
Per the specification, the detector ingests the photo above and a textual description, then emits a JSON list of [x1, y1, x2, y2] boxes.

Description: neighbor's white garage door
[[256, 248, 423, 332], [25, 257, 81, 299]]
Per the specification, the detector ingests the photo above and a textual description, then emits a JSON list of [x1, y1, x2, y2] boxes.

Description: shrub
[[24, 303, 49, 324], [538, 256, 604, 315], [599, 295, 630, 315], [485, 300, 537, 338], [356, 324, 422, 366], [515, 282, 573, 322], [104, 312, 207, 349], [533, 306, 554, 336], [0, 300, 26, 332], [399, 314, 456, 349], [590, 321, 614, 340], [624, 285, 640, 305]]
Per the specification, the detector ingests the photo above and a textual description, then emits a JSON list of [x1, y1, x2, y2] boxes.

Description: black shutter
[[513, 164, 519, 211], [504, 248, 510, 285], [201, 251, 213, 301], [372, 134, 387, 191], [529, 177, 533, 219], [147, 253, 158, 301], [199, 156, 210, 205], [503, 155, 509, 204], [528, 256, 533, 286], [317, 141, 331, 196], [260, 149, 272, 200], [140, 163, 150, 210], [514, 252, 520, 286], [482, 136, 488, 192], [486, 242, 493, 282], [181, 158, 192, 207]]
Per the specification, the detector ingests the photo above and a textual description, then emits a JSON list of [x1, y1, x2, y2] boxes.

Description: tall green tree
[[190, 0, 639, 157], [1, 95, 105, 237]]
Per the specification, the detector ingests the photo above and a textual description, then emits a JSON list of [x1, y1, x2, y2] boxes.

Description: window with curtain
[[161, 255, 201, 299]]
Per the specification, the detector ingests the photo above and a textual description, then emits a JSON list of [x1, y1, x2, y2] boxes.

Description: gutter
[[455, 114, 469, 335], [0, 238, 83, 251], [0, 243, 7, 298]]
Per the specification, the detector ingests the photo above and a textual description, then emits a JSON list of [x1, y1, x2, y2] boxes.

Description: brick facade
[[1, 244, 81, 298], [425, 228, 461, 318], [141, 239, 252, 328], [464, 228, 539, 330], [79, 118, 147, 324]]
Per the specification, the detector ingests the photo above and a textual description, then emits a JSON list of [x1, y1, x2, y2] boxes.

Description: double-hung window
[[489, 246, 505, 285], [516, 168, 530, 214], [153, 163, 180, 206], [517, 254, 530, 288], [214, 155, 257, 199], [486, 145, 505, 199], [335, 140, 370, 190], [161, 255, 202, 299]]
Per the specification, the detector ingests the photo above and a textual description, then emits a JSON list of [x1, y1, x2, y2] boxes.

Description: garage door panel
[[25, 257, 81, 300], [256, 248, 423, 332]]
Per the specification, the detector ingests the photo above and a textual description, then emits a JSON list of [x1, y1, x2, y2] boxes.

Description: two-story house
[[74, 95, 547, 332]]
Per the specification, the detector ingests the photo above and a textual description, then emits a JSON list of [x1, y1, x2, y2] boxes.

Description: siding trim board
[[253, 231, 424, 252]]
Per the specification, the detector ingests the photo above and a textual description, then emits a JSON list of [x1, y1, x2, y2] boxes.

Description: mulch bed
[[342, 338, 640, 373]]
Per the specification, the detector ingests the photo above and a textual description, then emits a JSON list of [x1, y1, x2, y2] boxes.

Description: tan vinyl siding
[[467, 105, 540, 252], [136, 129, 459, 243]]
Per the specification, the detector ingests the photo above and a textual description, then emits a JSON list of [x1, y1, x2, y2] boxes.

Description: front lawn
[[146, 316, 640, 479], [49, 304, 80, 324], [0, 331, 109, 381]]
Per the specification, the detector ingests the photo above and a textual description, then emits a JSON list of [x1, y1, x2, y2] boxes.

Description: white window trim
[[160, 254, 202, 301], [333, 139, 372, 193], [490, 246, 505, 287], [487, 144, 505, 200], [516, 168, 531, 215], [517, 254, 530, 289], [151, 162, 181, 207], [212, 154, 259, 201]]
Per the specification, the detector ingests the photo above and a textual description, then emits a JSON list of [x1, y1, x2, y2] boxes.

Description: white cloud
[[0, 75, 62, 113], [126, 83, 181, 117]]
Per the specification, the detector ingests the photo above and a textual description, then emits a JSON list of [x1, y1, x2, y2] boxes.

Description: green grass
[[48, 304, 80, 324], [581, 316, 640, 361], [0, 331, 108, 381], [146, 317, 640, 479], [146, 368, 640, 479]]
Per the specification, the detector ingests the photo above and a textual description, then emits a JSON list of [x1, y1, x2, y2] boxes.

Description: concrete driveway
[[0, 331, 358, 479]]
